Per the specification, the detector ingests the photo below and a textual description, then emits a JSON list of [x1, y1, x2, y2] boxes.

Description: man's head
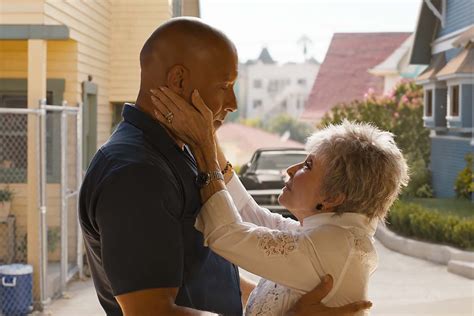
[[137, 17, 238, 128]]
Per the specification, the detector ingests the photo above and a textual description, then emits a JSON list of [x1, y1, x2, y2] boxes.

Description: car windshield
[[255, 152, 307, 171]]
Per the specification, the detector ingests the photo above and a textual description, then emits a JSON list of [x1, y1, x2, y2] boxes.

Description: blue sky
[[200, 0, 421, 63]]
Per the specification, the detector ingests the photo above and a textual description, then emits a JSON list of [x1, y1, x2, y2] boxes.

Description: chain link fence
[[0, 101, 83, 314]]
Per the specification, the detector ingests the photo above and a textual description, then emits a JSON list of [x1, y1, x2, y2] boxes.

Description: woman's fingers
[[150, 89, 180, 114], [191, 89, 213, 118], [150, 94, 170, 117], [158, 87, 187, 113]]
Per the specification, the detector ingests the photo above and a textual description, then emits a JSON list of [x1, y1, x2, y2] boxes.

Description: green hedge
[[387, 201, 474, 250]]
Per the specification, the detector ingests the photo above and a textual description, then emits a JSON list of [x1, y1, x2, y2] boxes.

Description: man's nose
[[224, 91, 238, 112]]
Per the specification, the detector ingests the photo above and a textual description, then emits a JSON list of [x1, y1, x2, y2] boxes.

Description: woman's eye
[[304, 161, 311, 170]]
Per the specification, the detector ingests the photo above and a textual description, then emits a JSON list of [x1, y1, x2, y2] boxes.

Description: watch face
[[196, 172, 210, 188]]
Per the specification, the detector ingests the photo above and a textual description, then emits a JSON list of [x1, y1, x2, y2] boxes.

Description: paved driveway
[[43, 240, 473, 316]]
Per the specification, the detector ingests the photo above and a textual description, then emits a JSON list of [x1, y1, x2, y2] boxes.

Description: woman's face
[[278, 153, 327, 221]]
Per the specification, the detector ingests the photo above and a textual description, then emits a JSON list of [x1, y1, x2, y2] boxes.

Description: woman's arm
[[195, 190, 323, 293], [215, 139, 300, 231]]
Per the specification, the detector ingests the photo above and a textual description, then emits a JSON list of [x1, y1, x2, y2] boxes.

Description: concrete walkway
[[41, 240, 473, 315]]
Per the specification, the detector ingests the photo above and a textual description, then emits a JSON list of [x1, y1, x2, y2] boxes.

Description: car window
[[255, 153, 306, 171]]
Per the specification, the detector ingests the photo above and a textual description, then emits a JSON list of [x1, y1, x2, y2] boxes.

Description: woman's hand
[[150, 87, 214, 151]]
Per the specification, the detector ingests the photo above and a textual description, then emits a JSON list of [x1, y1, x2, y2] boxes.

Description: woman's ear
[[324, 193, 345, 209], [166, 65, 189, 95]]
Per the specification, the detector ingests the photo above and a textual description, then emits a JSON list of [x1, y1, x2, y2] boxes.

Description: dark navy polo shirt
[[79, 104, 242, 316]]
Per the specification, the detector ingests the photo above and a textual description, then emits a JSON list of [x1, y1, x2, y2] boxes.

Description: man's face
[[188, 48, 238, 129]]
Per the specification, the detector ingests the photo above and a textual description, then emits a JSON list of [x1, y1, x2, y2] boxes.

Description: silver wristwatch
[[195, 170, 224, 188]]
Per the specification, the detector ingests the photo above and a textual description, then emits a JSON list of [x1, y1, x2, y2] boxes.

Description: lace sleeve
[[347, 227, 378, 273], [226, 172, 300, 231], [197, 191, 320, 293]]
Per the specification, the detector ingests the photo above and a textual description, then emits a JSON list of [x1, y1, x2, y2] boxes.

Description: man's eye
[[304, 161, 311, 170]]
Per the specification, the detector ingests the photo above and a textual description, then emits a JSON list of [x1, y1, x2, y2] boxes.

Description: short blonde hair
[[305, 121, 409, 220]]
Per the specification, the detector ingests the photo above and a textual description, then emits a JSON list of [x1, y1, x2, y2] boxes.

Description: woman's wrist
[[191, 143, 220, 172]]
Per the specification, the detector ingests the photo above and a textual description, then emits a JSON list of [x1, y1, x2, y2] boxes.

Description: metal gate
[[0, 99, 84, 311]]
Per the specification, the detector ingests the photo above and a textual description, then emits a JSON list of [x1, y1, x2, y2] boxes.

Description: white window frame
[[422, 81, 446, 123], [444, 77, 471, 121]]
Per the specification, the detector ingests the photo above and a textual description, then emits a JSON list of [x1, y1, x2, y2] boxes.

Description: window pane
[[426, 90, 432, 117], [253, 79, 262, 88], [451, 85, 459, 116]]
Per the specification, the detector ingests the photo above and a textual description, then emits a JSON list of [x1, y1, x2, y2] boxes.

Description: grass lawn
[[404, 198, 474, 218]]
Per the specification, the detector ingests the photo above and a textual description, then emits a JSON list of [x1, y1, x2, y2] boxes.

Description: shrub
[[0, 187, 13, 202], [319, 81, 432, 196], [387, 201, 474, 250], [455, 153, 473, 199]]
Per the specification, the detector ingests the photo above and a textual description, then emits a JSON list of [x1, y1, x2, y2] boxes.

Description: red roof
[[301, 33, 411, 121], [216, 123, 304, 165]]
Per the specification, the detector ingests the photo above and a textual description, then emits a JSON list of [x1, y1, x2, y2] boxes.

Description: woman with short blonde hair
[[150, 88, 409, 316]]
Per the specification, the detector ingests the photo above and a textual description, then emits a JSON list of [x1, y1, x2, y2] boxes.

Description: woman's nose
[[286, 163, 298, 178]]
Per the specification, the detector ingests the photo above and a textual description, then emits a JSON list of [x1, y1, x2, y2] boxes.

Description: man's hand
[[288, 275, 372, 316]]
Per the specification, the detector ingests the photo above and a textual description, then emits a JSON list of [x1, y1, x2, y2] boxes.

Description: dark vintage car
[[239, 147, 307, 215]]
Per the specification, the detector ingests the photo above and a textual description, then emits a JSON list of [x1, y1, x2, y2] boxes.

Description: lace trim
[[348, 227, 377, 271], [256, 229, 300, 257], [246, 279, 291, 316]]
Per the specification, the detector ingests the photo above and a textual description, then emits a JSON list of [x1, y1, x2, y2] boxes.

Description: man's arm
[[116, 288, 202, 316], [95, 165, 204, 315], [239, 275, 257, 307]]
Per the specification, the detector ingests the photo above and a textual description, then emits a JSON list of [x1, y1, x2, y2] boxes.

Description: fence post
[[38, 99, 49, 307], [76, 102, 84, 279], [60, 100, 69, 294]]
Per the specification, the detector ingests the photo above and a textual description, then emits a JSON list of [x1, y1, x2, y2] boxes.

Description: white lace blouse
[[195, 173, 378, 316]]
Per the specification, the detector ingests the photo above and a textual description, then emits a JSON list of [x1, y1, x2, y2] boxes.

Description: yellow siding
[[0, 0, 45, 24], [0, 40, 78, 103], [0, 183, 61, 261], [45, 0, 112, 146], [182, 0, 200, 17], [0, 41, 28, 78], [109, 0, 172, 103]]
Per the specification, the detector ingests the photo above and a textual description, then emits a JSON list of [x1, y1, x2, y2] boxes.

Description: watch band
[[208, 170, 224, 182], [195, 170, 224, 188]]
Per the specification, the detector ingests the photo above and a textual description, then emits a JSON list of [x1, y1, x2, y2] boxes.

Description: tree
[[318, 80, 432, 197], [266, 114, 314, 143]]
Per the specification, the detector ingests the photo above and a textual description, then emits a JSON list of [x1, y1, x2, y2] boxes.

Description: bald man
[[79, 17, 371, 316]]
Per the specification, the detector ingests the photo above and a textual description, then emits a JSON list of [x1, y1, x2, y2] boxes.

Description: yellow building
[[0, 0, 199, 305]]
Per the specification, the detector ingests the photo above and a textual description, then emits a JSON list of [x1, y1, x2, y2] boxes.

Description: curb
[[375, 224, 474, 279]]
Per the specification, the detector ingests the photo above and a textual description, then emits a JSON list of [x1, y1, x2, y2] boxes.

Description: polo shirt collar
[[122, 103, 181, 152]]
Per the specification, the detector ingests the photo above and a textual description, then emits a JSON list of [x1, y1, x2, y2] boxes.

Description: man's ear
[[166, 65, 189, 95]]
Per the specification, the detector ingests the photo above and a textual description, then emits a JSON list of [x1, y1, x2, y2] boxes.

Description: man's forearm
[[240, 275, 257, 307]]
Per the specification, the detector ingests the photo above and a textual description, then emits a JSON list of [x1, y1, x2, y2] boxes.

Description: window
[[297, 78, 307, 86], [0, 91, 60, 183], [253, 79, 262, 88], [425, 89, 433, 117], [111, 103, 125, 132], [450, 85, 459, 117], [268, 80, 278, 92], [253, 99, 262, 109]]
